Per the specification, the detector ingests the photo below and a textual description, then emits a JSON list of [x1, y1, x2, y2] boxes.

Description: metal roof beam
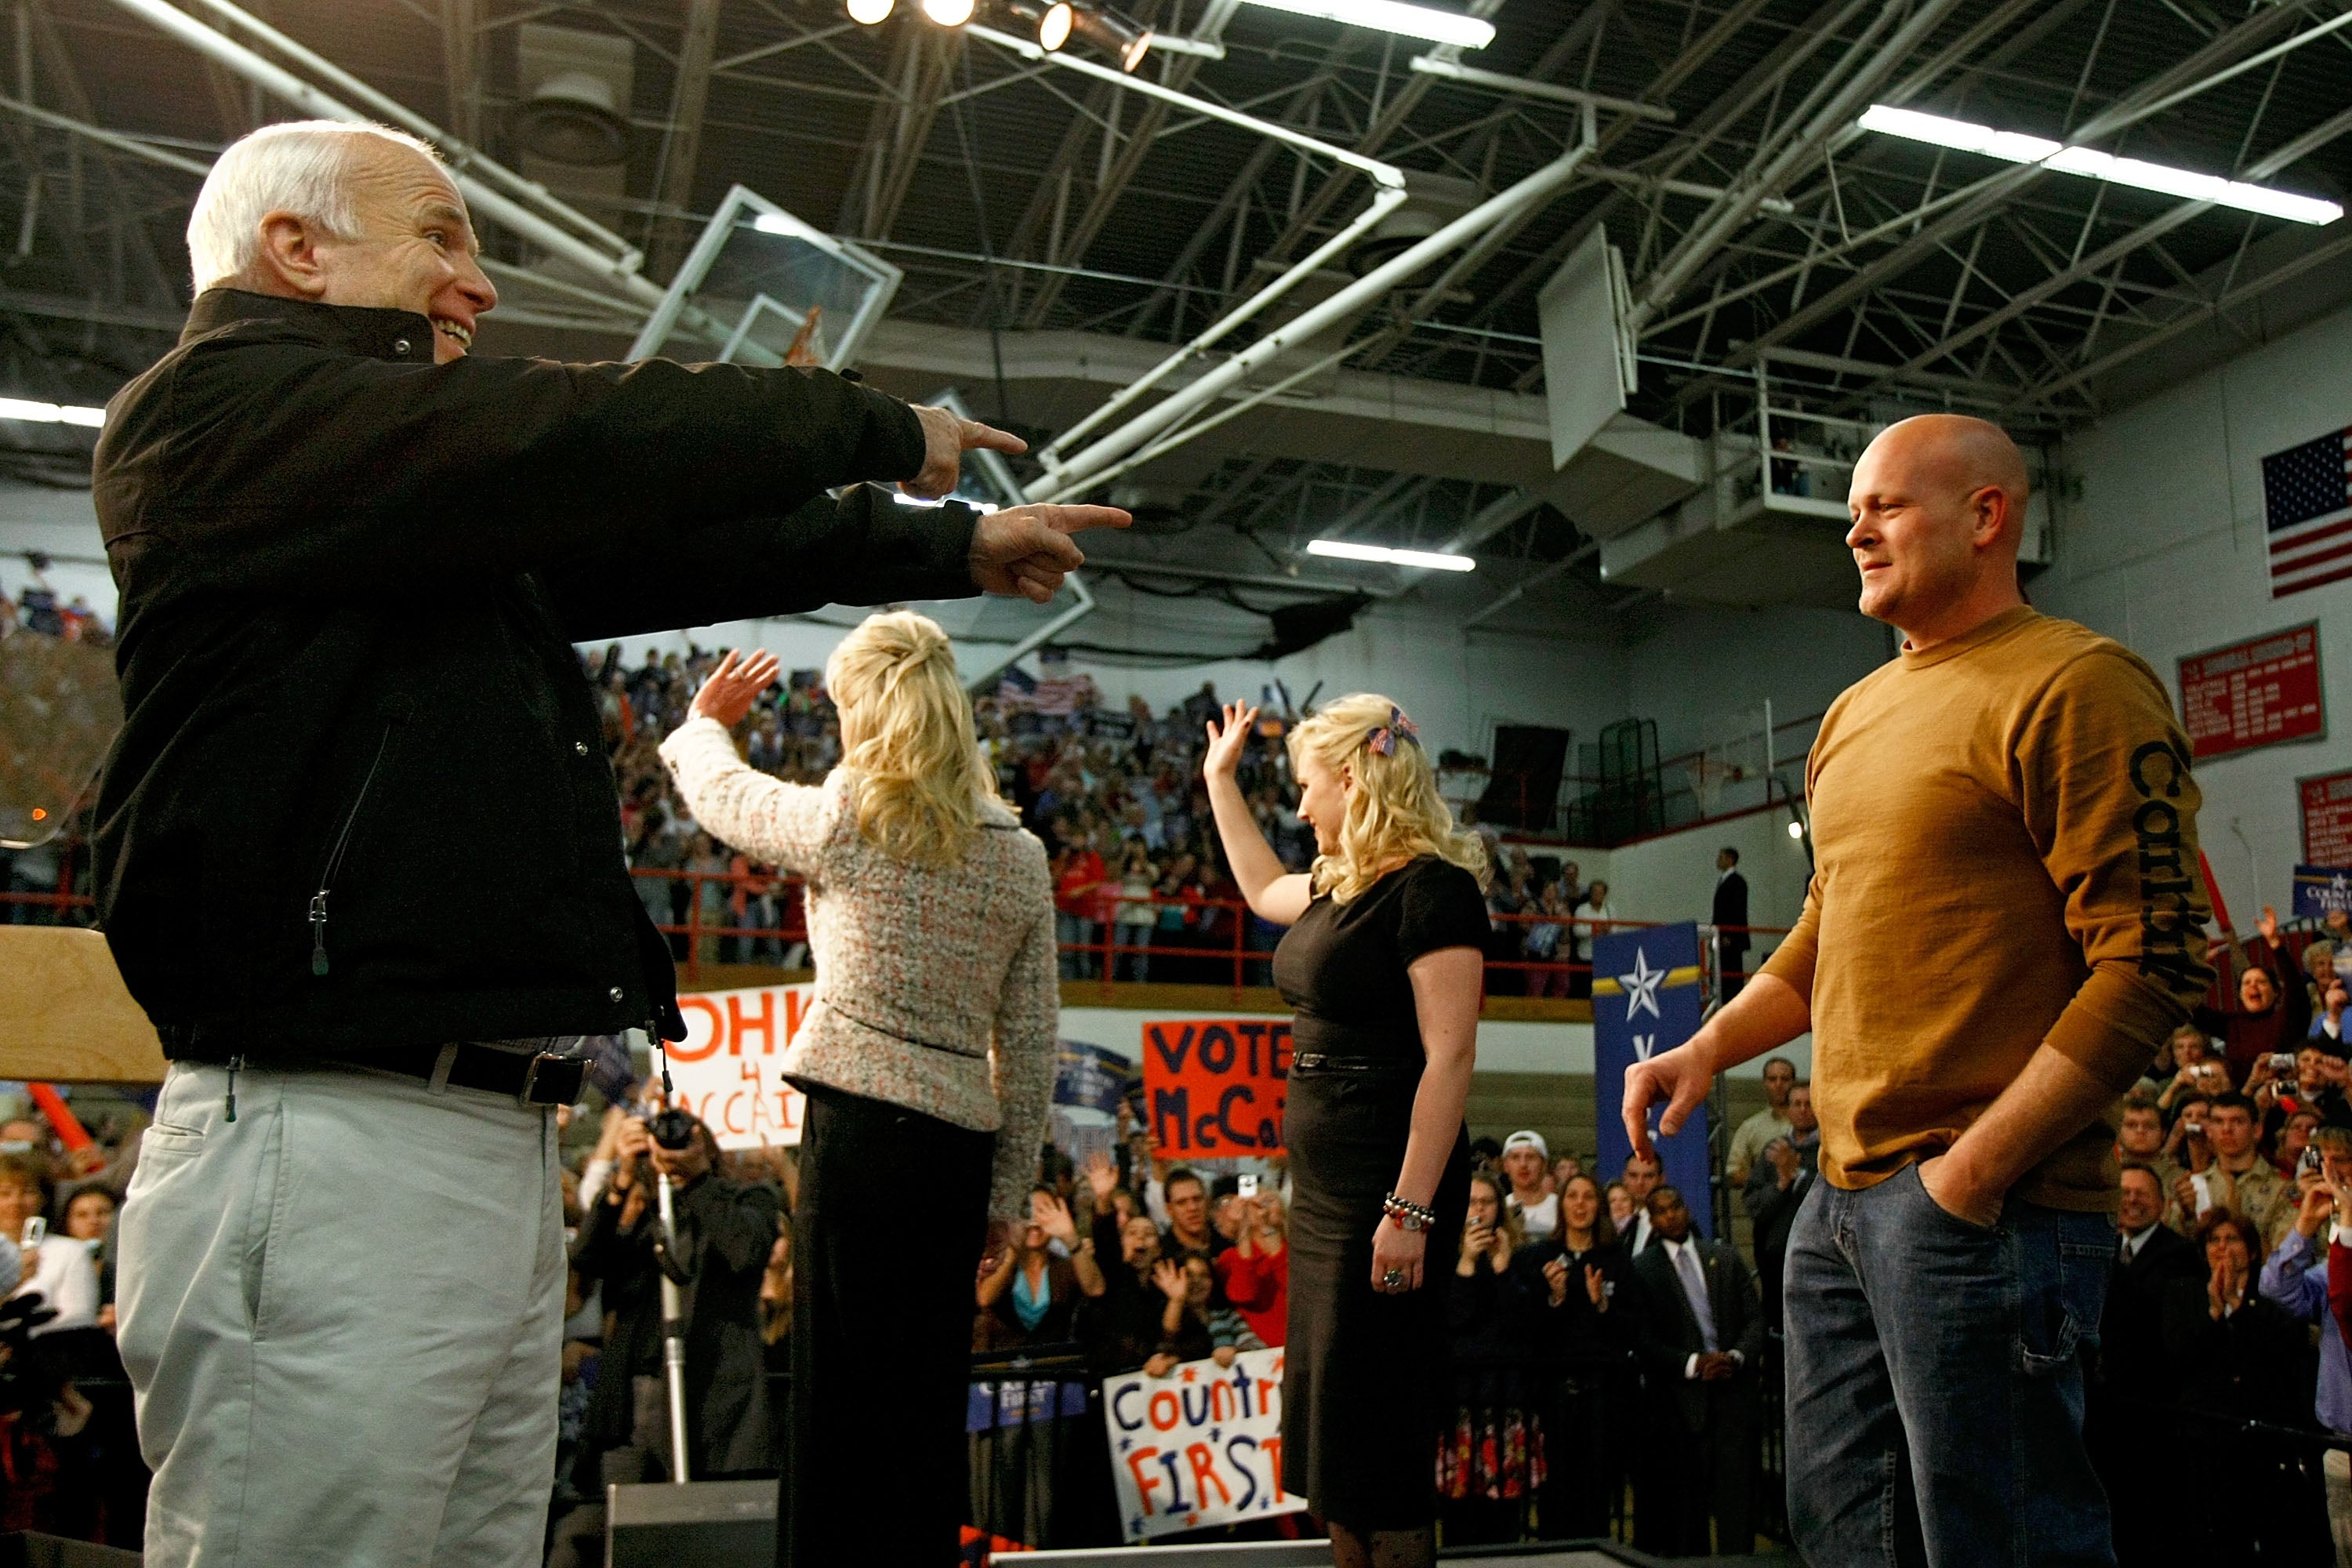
[[648, 0, 723, 278]]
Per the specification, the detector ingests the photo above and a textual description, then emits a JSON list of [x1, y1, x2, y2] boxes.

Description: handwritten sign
[[2177, 623, 2325, 760], [666, 983, 814, 1149], [1103, 1348, 1305, 1541], [1142, 1018, 1289, 1156], [2305, 769, 2352, 869]]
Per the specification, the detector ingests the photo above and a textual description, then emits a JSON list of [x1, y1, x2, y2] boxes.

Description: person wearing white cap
[[1501, 1131, 1559, 1239]]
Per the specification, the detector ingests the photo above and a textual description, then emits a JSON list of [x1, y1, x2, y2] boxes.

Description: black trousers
[[1635, 1385, 1758, 1557], [781, 1082, 995, 1568]]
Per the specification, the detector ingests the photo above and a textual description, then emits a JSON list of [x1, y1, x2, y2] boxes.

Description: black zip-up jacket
[[91, 289, 979, 1062]]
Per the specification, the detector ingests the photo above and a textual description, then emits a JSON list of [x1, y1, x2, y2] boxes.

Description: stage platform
[[1025, 1539, 1795, 1565]]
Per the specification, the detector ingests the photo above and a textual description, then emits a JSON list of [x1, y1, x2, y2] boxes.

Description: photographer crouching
[[568, 1109, 776, 1486], [96, 120, 1124, 1568]]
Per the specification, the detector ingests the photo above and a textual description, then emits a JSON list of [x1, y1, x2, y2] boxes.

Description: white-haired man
[[100, 121, 1125, 1568], [1625, 414, 2212, 1566]]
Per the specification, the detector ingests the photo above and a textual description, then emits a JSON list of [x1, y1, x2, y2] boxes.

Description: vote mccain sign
[[1142, 1018, 1291, 1156]]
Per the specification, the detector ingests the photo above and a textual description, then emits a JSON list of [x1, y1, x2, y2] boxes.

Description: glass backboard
[[628, 187, 902, 371]]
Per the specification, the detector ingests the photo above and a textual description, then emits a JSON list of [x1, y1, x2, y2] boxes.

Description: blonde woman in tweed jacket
[[659, 612, 1056, 1568]]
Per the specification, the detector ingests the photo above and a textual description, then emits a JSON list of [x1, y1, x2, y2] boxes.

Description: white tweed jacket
[[659, 716, 1058, 1221]]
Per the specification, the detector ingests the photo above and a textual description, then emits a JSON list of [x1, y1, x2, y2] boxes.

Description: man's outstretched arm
[[541, 488, 1127, 639]]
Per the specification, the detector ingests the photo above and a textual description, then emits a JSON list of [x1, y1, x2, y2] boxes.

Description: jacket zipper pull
[[224, 1054, 244, 1123], [310, 891, 331, 976]]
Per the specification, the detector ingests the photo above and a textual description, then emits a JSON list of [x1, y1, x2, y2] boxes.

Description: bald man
[[1627, 416, 2212, 1566]]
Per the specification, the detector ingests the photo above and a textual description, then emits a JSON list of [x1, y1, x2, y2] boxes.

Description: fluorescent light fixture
[[1306, 538, 1475, 571], [0, 397, 103, 427], [1237, 0, 1494, 49], [1857, 104, 2343, 226]]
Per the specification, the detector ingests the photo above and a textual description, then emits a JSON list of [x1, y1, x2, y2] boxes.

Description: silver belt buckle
[[515, 1052, 586, 1109]]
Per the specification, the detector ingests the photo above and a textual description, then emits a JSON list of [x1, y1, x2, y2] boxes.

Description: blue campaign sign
[[1054, 1038, 1135, 1115], [2294, 865, 2352, 922], [1592, 922, 1712, 1237]]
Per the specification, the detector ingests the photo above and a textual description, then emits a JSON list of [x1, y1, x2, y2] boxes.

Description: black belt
[[376, 1042, 586, 1106], [1291, 1051, 1420, 1074]]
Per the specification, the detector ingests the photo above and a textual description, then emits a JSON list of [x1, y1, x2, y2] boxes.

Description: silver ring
[[1381, 1268, 1406, 1290]]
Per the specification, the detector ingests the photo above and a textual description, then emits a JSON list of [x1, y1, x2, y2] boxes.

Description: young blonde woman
[[1202, 693, 1488, 1568], [660, 613, 1057, 1568]]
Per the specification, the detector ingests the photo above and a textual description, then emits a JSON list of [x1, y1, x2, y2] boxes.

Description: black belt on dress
[[1291, 1051, 1421, 1074]]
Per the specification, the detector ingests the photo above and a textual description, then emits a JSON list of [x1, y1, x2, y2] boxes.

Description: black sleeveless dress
[[1272, 855, 1486, 1531]]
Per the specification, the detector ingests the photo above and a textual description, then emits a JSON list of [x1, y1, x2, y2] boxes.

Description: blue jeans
[[1056, 913, 1097, 978], [1784, 1161, 2116, 1567]]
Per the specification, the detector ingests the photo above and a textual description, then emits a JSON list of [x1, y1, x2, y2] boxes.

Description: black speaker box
[[605, 1479, 775, 1567]]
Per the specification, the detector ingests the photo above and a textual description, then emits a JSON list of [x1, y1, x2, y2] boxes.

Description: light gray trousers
[[118, 1059, 564, 1568]]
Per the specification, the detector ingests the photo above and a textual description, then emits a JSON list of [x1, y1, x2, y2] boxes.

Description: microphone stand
[[652, 1171, 692, 1484]]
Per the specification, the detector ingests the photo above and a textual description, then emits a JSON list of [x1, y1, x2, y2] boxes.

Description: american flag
[[2260, 426, 2352, 598]]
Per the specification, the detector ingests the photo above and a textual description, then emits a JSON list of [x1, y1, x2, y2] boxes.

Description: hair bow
[[1366, 706, 1420, 757]]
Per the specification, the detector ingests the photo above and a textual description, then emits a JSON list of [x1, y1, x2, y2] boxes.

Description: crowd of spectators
[[0, 567, 111, 646], [588, 641, 1632, 992], [7, 911, 2347, 1558]]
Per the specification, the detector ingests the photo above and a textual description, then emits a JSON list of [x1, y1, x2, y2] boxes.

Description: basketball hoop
[[1685, 757, 1730, 817]]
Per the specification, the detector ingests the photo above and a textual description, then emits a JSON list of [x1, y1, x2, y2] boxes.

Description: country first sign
[[1142, 1018, 1290, 1156], [1104, 1348, 1305, 1541]]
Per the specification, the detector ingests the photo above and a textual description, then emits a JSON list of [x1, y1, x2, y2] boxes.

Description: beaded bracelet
[[1383, 1192, 1438, 1231]]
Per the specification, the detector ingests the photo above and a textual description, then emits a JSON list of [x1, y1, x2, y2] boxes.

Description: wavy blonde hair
[[1287, 691, 1488, 904], [825, 611, 998, 869]]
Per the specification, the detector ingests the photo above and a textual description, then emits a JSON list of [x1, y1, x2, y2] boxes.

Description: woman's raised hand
[[691, 648, 782, 728], [1202, 702, 1260, 781], [1083, 1148, 1118, 1203]]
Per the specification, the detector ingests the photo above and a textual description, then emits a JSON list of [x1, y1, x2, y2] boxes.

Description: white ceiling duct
[[514, 24, 633, 169]]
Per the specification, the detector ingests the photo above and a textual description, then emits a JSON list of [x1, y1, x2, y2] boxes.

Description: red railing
[[637, 866, 1792, 1001], [0, 847, 1790, 1006]]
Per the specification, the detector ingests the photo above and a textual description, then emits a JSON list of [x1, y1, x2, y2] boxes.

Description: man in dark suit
[[2089, 1160, 2204, 1566], [1632, 1185, 1765, 1556], [1713, 848, 1751, 999], [1741, 1082, 1819, 1330]]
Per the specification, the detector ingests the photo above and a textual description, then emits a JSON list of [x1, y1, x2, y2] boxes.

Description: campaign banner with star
[[2294, 864, 2352, 922], [1102, 1347, 1305, 1541], [1592, 922, 1712, 1236]]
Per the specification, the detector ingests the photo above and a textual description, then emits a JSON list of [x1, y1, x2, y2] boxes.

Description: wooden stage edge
[[0, 938, 1592, 1087]]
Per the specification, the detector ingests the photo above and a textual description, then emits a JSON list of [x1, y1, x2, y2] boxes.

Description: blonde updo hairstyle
[[1286, 691, 1489, 905], [825, 611, 999, 869]]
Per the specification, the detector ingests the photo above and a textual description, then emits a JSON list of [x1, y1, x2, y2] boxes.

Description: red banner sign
[[2305, 769, 2352, 869], [1142, 1018, 1290, 1156], [2177, 623, 2325, 760]]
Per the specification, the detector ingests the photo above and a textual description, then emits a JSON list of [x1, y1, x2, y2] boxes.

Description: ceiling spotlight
[[921, 0, 975, 24], [846, 0, 894, 22], [1008, 0, 1076, 48], [1069, 7, 1151, 70], [1787, 818, 1806, 840], [1857, 104, 2343, 226], [1306, 539, 1475, 572]]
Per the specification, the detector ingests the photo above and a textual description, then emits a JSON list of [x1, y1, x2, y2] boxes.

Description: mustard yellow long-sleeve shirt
[[1759, 606, 2213, 1213]]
